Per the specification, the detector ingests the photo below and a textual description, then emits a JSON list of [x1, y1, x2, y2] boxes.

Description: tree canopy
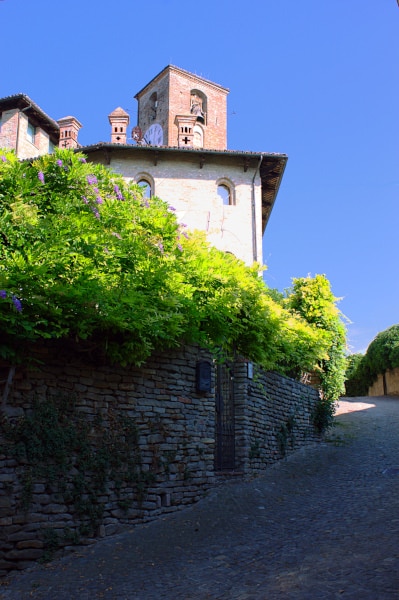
[[0, 148, 346, 401], [345, 324, 399, 396]]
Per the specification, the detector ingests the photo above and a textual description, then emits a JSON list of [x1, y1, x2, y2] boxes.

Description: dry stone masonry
[[0, 342, 321, 576]]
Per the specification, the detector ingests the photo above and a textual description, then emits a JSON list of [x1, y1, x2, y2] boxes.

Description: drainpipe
[[251, 154, 263, 263]]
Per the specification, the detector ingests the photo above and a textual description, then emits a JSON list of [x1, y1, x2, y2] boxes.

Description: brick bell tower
[[134, 65, 229, 150]]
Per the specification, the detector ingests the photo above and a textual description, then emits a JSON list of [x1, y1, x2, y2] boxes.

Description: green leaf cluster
[[345, 324, 399, 395], [0, 149, 346, 397], [285, 274, 347, 402]]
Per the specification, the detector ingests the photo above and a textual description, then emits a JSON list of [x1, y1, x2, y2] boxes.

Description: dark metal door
[[215, 362, 235, 471]]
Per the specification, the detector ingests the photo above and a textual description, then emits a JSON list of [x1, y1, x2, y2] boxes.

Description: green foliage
[[366, 324, 399, 377], [285, 274, 347, 403], [277, 415, 296, 456], [0, 148, 185, 364], [344, 353, 369, 396], [0, 394, 153, 535], [345, 325, 399, 395], [312, 397, 336, 433], [0, 148, 346, 389]]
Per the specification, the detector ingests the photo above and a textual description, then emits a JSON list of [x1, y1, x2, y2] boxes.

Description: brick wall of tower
[[167, 69, 227, 150], [136, 67, 228, 150], [137, 73, 171, 145]]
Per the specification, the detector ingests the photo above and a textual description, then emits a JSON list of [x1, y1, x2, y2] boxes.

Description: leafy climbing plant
[[0, 148, 346, 400], [345, 324, 399, 395], [285, 274, 347, 402]]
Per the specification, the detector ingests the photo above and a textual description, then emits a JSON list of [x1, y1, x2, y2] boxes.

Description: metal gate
[[215, 362, 235, 471]]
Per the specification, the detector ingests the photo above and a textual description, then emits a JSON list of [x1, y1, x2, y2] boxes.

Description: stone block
[[6, 548, 43, 561], [16, 540, 44, 550]]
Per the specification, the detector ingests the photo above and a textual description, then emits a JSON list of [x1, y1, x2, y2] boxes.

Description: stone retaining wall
[[234, 362, 321, 475], [0, 343, 321, 576]]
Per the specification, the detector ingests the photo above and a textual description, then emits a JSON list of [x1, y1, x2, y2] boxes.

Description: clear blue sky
[[1, 0, 398, 354]]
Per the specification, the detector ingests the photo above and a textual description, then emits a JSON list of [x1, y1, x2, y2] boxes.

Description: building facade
[[0, 94, 82, 159], [0, 66, 287, 266], [87, 65, 287, 266]]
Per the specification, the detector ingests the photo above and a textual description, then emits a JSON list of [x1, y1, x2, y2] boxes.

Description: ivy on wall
[[0, 394, 154, 539]]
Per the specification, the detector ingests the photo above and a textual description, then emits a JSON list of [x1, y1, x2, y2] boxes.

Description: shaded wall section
[[0, 343, 321, 575]]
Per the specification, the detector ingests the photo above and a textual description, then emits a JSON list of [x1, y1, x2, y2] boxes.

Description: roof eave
[[0, 93, 60, 142]]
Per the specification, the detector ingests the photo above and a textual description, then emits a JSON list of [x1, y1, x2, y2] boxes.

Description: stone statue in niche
[[190, 94, 205, 120]]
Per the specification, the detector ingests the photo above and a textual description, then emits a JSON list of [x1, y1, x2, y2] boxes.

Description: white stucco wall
[[108, 154, 263, 266]]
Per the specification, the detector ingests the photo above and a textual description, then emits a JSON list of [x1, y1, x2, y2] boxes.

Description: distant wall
[[369, 367, 399, 396]]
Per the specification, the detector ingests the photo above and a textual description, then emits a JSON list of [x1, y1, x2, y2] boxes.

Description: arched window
[[193, 125, 204, 148], [137, 179, 152, 198], [150, 91, 158, 115], [217, 182, 234, 206]]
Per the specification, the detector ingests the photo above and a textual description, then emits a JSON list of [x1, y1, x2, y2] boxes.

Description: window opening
[[27, 121, 35, 144], [193, 125, 204, 148], [138, 179, 151, 198], [218, 184, 232, 206]]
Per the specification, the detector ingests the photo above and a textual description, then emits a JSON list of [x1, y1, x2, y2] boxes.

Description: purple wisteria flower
[[91, 207, 100, 219], [87, 174, 98, 185], [158, 242, 164, 253], [79, 157, 87, 163], [82, 196, 89, 204], [168, 206, 176, 212], [96, 196, 103, 204], [181, 231, 189, 239], [1, 155, 7, 162], [38, 171, 45, 183], [177, 243, 183, 252], [114, 184, 124, 200], [111, 232, 122, 239], [0, 290, 7, 299], [12, 295, 22, 312], [56, 159, 63, 167], [143, 200, 150, 208]]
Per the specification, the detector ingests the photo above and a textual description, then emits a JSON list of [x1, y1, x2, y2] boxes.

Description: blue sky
[[1, 0, 398, 354]]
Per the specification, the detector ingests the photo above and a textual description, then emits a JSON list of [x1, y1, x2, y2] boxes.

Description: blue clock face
[[144, 124, 163, 146]]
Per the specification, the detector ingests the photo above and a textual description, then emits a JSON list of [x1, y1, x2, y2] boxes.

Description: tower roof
[[134, 65, 229, 99], [108, 107, 129, 118]]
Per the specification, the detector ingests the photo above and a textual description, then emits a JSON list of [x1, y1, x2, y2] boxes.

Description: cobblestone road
[[1, 396, 399, 599]]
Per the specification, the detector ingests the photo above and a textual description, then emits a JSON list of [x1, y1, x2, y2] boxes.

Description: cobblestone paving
[[1, 396, 399, 599]]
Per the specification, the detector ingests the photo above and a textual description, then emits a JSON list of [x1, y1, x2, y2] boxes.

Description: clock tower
[[134, 65, 229, 150]]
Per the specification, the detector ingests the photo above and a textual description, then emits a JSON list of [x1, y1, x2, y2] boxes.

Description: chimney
[[108, 107, 130, 144], [57, 116, 82, 149]]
